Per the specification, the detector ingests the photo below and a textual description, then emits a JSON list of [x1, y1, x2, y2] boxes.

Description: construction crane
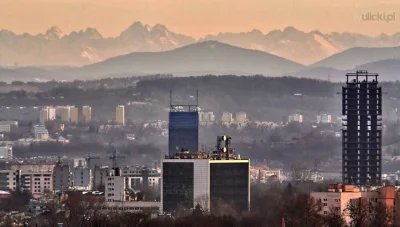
[[109, 146, 125, 168], [85, 154, 100, 169]]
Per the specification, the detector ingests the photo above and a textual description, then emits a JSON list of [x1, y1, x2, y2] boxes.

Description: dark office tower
[[342, 70, 382, 186], [168, 92, 199, 157]]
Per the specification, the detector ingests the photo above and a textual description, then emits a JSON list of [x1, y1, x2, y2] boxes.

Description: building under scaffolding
[[342, 70, 382, 186]]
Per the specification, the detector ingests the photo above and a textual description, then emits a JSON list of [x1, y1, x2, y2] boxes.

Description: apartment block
[[105, 168, 126, 202], [116, 105, 125, 126], [82, 106, 92, 123], [70, 106, 78, 123]]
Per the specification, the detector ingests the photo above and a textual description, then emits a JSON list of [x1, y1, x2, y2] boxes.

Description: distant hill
[[0, 67, 57, 82], [62, 41, 306, 79], [311, 46, 400, 70], [292, 58, 400, 82]]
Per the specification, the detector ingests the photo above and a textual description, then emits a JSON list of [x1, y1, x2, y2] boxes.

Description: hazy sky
[[1, 0, 399, 38]]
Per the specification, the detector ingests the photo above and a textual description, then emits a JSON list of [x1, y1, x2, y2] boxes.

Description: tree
[[323, 207, 345, 227], [344, 198, 369, 227], [369, 203, 393, 227]]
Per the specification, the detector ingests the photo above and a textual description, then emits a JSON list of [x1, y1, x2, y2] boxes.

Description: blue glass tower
[[168, 91, 199, 157]]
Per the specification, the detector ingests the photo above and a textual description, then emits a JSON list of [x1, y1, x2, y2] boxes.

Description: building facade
[[221, 112, 233, 123], [21, 171, 53, 193], [73, 166, 91, 189], [53, 162, 71, 190], [0, 170, 17, 191], [60, 106, 71, 122], [70, 106, 79, 123], [105, 168, 126, 202], [33, 124, 49, 140], [168, 111, 199, 157], [342, 71, 382, 185], [82, 106, 92, 123], [116, 105, 125, 126], [161, 158, 250, 214], [235, 112, 248, 124], [311, 184, 398, 224]]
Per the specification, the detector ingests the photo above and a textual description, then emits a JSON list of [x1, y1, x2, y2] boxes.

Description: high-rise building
[[221, 112, 233, 123], [388, 106, 398, 123], [72, 166, 91, 189], [40, 107, 56, 124], [235, 112, 248, 123], [169, 107, 198, 157], [60, 106, 71, 122], [162, 136, 250, 214], [105, 168, 126, 202], [116, 105, 125, 126], [53, 160, 71, 190], [39, 108, 49, 124], [70, 106, 78, 123], [342, 71, 382, 185], [82, 106, 92, 123]]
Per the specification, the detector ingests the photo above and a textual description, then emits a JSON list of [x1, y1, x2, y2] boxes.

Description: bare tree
[[323, 207, 345, 227], [194, 194, 209, 213], [344, 198, 369, 227], [369, 203, 393, 227]]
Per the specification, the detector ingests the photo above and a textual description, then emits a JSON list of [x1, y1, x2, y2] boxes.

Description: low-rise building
[[0, 146, 12, 160], [311, 184, 398, 224], [33, 124, 49, 140]]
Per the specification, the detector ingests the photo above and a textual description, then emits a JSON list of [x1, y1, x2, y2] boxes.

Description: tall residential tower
[[342, 70, 382, 185]]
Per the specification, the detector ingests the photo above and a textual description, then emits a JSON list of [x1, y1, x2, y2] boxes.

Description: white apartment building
[[105, 169, 126, 202], [221, 112, 233, 123], [33, 124, 49, 140], [82, 106, 92, 123], [116, 105, 125, 126], [21, 171, 54, 193]]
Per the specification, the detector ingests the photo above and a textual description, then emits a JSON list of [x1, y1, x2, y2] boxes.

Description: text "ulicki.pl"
[[362, 12, 396, 22]]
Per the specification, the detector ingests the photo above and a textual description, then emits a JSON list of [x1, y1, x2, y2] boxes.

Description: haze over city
[[1, 0, 400, 226]]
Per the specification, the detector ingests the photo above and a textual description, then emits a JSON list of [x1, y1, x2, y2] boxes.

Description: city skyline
[[1, 0, 399, 38]]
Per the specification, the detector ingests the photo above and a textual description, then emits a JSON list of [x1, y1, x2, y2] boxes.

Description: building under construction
[[161, 136, 250, 214], [342, 70, 382, 186]]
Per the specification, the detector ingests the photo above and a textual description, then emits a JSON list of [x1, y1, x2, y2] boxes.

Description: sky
[[1, 0, 399, 38]]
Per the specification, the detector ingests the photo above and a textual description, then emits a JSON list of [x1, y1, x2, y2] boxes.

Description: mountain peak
[[45, 26, 64, 40], [283, 26, 300, 34]]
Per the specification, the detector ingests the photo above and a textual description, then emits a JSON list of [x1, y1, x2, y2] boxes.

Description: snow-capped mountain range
[[1, 21, 400, 66]]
